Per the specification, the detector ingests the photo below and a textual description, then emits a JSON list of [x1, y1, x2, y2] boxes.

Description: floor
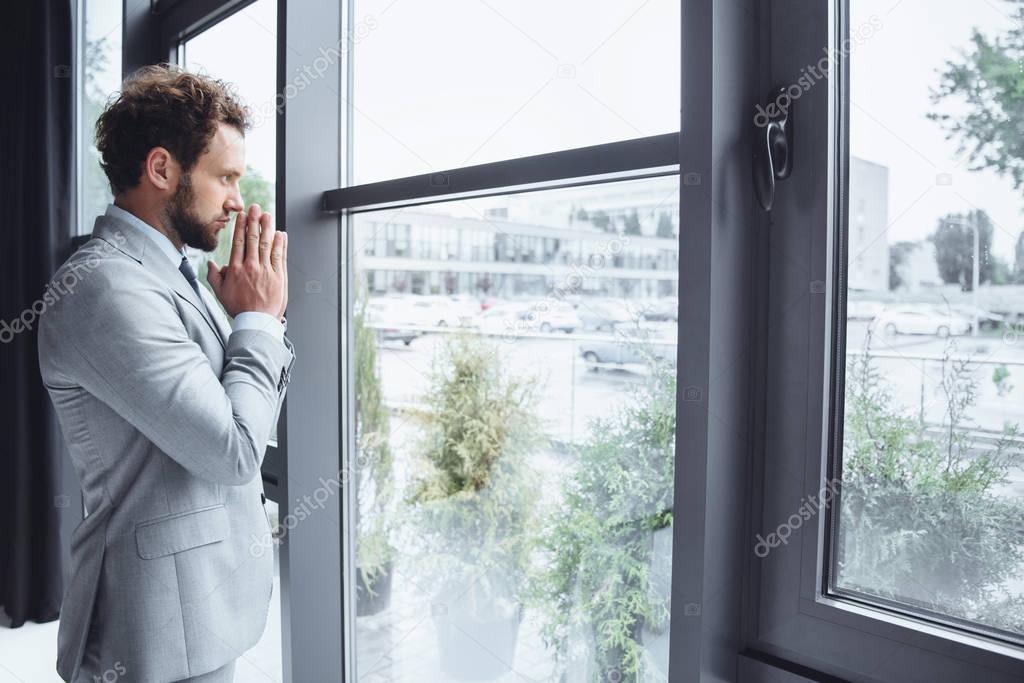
[[0, 574, 284, 683]]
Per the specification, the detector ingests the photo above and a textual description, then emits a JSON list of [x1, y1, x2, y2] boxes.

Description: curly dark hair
[[95, 64, 251, 195]]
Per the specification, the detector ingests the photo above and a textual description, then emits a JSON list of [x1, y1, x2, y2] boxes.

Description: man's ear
[[144, 147, 177, 191]]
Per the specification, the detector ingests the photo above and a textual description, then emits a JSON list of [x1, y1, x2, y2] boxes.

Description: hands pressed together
[[206, 204, 288, 322]]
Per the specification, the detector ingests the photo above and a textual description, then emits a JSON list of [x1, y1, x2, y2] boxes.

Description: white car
[[872, 307, 971, 338], [946, 305, 1005, 330], [473, 302, 582, 335], [368, 297, 463, 329], [473, 304, 525, 335], [847, 300, 885, 321]]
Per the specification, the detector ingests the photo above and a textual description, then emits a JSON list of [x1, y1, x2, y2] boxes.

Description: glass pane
[[351, 176, 679, 680], [182, 0, 278, 311], [181, 5, 287, 681], [350, 0, 680, 185], [80, 0, 122, 234], [837, 0, 1024, 640]]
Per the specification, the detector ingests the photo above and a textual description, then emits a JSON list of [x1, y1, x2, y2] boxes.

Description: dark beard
[[165, 172, 217, 252]]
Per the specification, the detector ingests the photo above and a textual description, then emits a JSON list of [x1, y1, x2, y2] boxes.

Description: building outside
[[353, 176, 681, 302], [848, 156, 889, 293]]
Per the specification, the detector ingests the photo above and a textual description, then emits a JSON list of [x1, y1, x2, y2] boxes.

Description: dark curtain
[[0, 0, 73, 627]]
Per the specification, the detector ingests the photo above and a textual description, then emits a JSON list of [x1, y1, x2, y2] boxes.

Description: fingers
[[229, 211, 246, 268], [259, 212, 275, 268], [271, 231, 285, 272], [280, 232, 288, 318], [244, 204, 262, 267], [206, 260, 222, 292]]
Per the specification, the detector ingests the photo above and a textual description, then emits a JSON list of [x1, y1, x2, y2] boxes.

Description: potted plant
[[407, 334, 542, 680], [354, 287, 397, 617], [531, 364, 676, 682]]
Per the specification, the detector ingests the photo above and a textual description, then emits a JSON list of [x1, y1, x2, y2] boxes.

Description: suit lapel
[[92, 215, 228, 351]]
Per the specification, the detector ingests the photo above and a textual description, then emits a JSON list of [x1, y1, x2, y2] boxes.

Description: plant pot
[[356, 560, 393, 617], [433, 600, 524, 681]]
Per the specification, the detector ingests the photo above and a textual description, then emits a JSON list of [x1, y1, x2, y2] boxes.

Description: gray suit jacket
[[37, 213, 295, 682]]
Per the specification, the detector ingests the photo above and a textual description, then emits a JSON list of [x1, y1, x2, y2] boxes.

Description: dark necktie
[[179, 255, 202, 299]]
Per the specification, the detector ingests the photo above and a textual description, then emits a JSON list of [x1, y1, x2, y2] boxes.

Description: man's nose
[[226, 187, 244, 213]]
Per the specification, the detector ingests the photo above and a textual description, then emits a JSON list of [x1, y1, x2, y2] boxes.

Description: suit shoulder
[[42, 245, 168, 329]]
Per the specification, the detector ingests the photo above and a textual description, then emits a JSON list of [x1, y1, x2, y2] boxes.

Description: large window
[[344, 3, 681, 680], [351, 177, 679, 681], [831, 0, 1024, 645]]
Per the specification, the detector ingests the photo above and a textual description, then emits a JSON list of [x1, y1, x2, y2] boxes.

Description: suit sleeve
[[58, 277, 295, 486]]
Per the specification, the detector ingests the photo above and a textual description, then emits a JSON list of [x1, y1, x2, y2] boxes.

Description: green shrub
[[407, 335, 542, 613], [839, 339, 1024, 634], [354, 288, 396, 598], [530, 365, 676, 681]]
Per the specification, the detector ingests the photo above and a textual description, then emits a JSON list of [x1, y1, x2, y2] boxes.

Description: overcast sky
[[851, 0, 1023, 260]]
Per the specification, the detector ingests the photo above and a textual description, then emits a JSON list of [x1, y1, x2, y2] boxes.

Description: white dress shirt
[[105, 204, 284, 342]]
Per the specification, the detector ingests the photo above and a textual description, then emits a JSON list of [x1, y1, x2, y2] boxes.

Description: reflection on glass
[[837, 0, 1024, 640], [352, 176, 679, 680], [181, 5, 287, 681], [182, 0, 278, 307], [351, 0, 680, 184], [81, 0, 122, 232]]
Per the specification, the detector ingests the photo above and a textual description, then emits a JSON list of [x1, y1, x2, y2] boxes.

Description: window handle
[[753, 87, 794, 212]]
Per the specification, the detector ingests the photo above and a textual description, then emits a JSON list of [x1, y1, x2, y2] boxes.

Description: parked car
[[847, 300, 885, 321], [575, 299, 637, 332], [473, 304, 523, 335], [417, 295, 475, 326], [373, 296, 465, 328], [365, 299, 420, 345], [522, 302, 583, 333], [580, 325, 677, 369], [474, 302, 582, 335], [872, 306, 971, 337], [946, 305, 1005, 330], [641, 297, 679, 322]]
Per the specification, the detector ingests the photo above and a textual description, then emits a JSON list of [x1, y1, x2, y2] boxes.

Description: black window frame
[[743, 1, 1024, 681]]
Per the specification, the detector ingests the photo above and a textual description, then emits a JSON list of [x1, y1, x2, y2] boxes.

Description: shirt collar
[[105, 203, 187, 269]]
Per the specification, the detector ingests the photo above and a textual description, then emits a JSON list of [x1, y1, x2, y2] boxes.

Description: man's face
[[165, 122, 246, 252]]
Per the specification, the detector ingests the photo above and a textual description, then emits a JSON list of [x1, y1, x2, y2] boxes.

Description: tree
[[239, 165, 275, 211], [590, 210, 611, 231], [888, 241, 916, 291], [83, 36, 116, 223], [622, 209, 642, 236], [931, 210, 995, 290], [656, 211, 675, 239], [928, 1, 1024, 191]]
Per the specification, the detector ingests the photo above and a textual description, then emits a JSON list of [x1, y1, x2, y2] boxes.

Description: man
[[38, 64, 293, 682]]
